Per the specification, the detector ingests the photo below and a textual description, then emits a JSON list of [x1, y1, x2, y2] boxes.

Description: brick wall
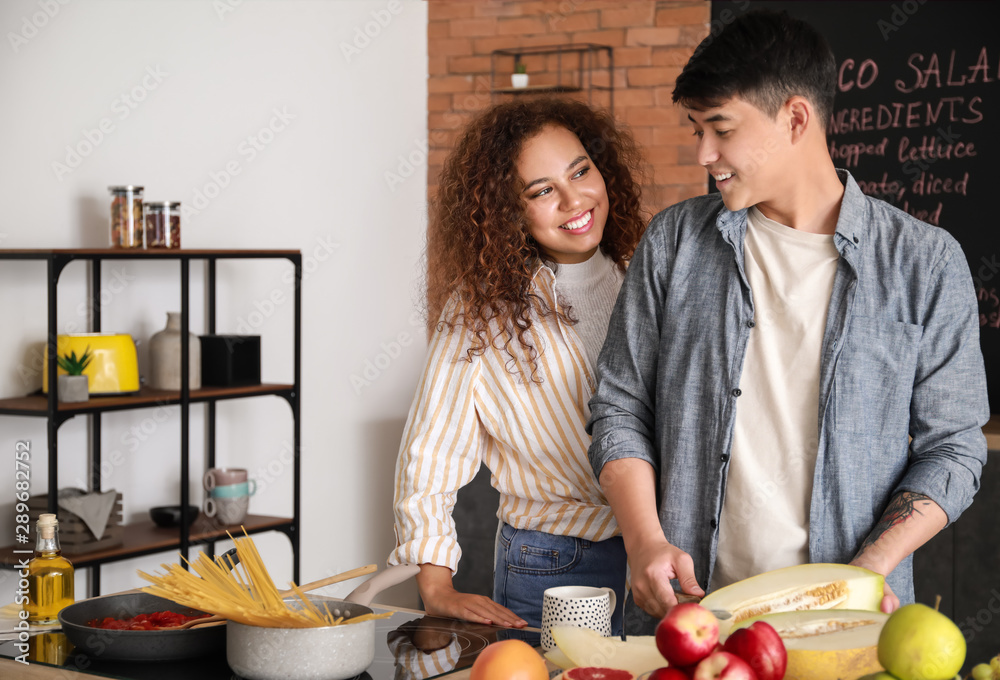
[[426, 0, 711, 216]]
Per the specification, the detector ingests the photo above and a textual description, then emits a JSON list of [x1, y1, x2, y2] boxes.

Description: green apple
[[877, 603, 965, 680], [857, 673, 898, 680]]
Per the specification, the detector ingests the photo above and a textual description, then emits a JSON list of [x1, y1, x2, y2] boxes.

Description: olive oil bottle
[[24, 513, 74, 624]]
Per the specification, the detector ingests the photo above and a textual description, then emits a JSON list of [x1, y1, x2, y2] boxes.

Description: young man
[[587, 10, 988, 632]]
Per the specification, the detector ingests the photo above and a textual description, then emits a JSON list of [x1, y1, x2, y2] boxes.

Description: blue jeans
[[493, 523, 626, 637]]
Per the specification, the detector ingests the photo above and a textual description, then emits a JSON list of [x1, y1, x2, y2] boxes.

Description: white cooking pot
[[226, 564, 418, 680]]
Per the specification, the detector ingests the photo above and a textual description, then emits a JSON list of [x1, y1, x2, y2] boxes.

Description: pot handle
[[219, 547, 241, 571], [344, 563, 419, 607]]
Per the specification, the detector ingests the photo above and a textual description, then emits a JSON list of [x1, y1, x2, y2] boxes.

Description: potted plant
[[511, 61, 529, 88], [57, 346, 92, 403]]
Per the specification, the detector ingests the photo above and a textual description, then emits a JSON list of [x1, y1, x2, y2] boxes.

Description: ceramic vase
[[149, 312, 201, 390], [511, 73, 529, 88]]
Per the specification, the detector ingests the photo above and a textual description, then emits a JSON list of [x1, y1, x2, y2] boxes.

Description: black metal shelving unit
[[0, 248, 302, 598]]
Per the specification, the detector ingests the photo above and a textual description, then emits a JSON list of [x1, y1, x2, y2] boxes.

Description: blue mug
[[210, 480, 257, 498]]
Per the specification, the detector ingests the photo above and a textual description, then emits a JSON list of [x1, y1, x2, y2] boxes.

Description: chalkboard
[[710, 0, 1000, 410]]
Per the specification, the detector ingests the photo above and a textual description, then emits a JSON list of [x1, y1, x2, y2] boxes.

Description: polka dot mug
[[540, 585, 617, 651]]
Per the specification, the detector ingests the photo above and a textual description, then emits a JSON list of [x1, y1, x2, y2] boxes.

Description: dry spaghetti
[[139, 530, 390, 628]]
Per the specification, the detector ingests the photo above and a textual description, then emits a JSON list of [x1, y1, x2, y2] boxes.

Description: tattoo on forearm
[[856, 492, 933, 555]]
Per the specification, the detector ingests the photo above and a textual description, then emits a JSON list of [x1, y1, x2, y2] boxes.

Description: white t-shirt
[[711, 207, 840, 590]]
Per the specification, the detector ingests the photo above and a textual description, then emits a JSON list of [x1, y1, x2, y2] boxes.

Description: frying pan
[[56, 547, 249, 662], [57, 591, 224, 662]]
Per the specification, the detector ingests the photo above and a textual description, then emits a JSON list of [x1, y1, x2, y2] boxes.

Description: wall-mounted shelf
[[490, 43, 614, 112]]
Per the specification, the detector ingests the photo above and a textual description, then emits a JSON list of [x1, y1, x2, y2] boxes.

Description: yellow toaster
[[42, 334, 140, 395]]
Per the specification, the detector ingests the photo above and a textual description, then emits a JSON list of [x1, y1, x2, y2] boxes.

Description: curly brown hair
[[427, 97, 648, 381]]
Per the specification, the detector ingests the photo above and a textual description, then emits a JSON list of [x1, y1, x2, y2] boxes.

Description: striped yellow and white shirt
[[386, 629, 461, 680], [389, 260, 622, 573]]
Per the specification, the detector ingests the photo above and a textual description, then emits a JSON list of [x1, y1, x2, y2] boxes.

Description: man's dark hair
[[673, 9, 837, 126]]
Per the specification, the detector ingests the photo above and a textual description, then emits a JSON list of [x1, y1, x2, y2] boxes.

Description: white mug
[[540, 585, 617, 651]]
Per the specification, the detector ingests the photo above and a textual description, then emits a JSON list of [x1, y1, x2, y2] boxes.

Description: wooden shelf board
[[0, 248, 299, 258], [492, 84, 583, 94], [0, 514, 292, 568], [0, 383, 294, 417]]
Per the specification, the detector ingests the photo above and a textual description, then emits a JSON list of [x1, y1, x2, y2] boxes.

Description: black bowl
[[149, 505, 200, 528]]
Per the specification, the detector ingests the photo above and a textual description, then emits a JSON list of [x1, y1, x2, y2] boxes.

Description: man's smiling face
[[687, 96, 793, 214]]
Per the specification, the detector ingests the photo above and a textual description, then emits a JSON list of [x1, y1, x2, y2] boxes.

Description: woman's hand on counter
[[417, 563, 527, 628]]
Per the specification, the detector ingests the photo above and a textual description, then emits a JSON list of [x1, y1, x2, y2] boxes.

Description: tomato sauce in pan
[[87, 611, 211, 630]]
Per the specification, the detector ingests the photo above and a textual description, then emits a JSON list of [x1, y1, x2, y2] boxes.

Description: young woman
[[389, 98, 647, 632]]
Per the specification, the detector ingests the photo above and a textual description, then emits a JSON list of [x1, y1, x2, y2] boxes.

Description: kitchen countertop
[[1, 659, 97, 679], [0, 659, 473, 680], [0, 602, 551, 680]]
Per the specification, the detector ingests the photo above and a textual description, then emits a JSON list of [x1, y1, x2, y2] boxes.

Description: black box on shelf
[[199, 335, 261, 386]]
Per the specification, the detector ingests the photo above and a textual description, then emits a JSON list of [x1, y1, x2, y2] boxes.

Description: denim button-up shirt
[[588, 170, 988, 605]]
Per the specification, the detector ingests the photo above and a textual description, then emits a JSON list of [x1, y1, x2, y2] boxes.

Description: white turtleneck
[[551, 249, 624, 374]]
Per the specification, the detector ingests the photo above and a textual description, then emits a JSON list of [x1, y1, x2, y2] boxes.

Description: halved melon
[[550, 625, 668, 676], [701, 563, 884, 638], [545, 647, 576, 670], [732, 609, 889, 680]]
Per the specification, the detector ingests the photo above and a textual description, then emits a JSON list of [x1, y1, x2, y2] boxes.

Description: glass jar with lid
[[108, 186, 144, 248], [144, 201, 181, 249]]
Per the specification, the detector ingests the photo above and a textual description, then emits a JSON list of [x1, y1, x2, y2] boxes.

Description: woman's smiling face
[[516, 124, 609, 264]]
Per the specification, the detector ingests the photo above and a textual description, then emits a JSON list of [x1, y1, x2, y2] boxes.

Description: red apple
[[691, 651, 757, 680], [655, 603, 720, 667], [722, 621, 786, 680], [645, 668, 691, 680]]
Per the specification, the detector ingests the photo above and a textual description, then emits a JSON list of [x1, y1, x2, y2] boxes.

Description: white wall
[[0, 0, 428, 607]]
